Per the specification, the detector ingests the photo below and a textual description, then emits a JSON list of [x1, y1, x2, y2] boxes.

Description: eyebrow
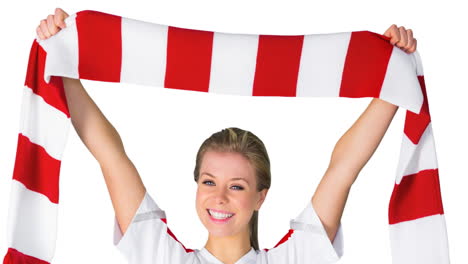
[[201, 172, 250, 185]]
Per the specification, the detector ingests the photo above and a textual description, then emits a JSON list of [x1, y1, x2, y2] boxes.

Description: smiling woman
[[115, 127, 345, 264], [112, 95, 399, 264], [2, 2, 454, 264], [194, 128, 271, 257]]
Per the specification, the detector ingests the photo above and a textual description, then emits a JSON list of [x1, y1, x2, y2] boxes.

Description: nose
[[214, 187, 228, 204]]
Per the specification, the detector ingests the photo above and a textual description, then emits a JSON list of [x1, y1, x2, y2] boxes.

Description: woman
[[37, 8, 417, 264]]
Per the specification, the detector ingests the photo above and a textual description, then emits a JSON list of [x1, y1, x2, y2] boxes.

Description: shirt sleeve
[[113, 191, 195, 264], [265, 201, 344, 264]]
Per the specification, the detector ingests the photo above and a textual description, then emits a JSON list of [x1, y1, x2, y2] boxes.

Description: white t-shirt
[[113, 191, 344, 264]]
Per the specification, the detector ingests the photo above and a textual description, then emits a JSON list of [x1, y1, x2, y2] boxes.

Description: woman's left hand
[[383, 24, 417, 54]]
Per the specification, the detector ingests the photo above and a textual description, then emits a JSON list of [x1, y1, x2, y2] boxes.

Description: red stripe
[[24, 40, 69, 118], [12, 134, 60, 204], [389, 169, 444, 225], [404, 76, 431, 144], [160, 218, 194, 253], [164, 26, 213, 92], [76, 10, 122, 82], [263, 229, 295, 252], [252, 35, 304, 96], [3, 248, 50, 264], [340, 31, 394, 98]]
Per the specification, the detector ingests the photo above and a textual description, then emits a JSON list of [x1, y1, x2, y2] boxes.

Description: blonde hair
[[193, 127, 271, 251]]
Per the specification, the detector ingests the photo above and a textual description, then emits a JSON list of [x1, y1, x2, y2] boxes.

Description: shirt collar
[[199, 247, 257, 264]]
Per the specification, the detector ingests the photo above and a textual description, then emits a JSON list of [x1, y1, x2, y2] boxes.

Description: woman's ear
[[256, 189, 269, 210]]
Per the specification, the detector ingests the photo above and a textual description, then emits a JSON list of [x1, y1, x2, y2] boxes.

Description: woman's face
[[196, 150, 268, 238]]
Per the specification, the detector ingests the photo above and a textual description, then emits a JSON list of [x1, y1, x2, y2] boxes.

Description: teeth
[[209, 210, 233, 219]]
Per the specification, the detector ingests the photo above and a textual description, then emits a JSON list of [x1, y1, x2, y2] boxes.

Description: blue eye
[[202, 180, 214, 186], [202, 181, 244, 191], [231, 185, 244, 191]]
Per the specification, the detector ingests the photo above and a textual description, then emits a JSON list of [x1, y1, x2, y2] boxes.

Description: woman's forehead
[[200, 151, 255, 181], [201, 172, 251, 186]]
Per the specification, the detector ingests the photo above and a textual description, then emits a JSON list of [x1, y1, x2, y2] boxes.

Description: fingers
[[397, 26, 408, 49], [47, 14, 60, 36], [36, 24, 46, 40], [39, 19, 51, 39], [404, 30, 417, 53], [383, 24, 400, 45], [55, 7, 69, 29], [399, 27, 417, 53], [37, 8, 69, 40], [384, 24, 417, 53]]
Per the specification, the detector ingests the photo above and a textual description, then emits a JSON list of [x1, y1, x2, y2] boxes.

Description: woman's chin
[[209, 230, 229, 237], [205, 221, 238, 238], [198, 212, 246, 238], [206, 222, 235, 237]]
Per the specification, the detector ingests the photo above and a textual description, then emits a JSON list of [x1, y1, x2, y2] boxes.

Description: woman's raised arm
[[312, 98, 398, 243], [311, 24, 417, 243], [37, 8, 146, 235], [62, 78, 146, 235]]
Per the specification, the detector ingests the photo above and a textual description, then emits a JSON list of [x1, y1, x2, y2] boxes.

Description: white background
[[1, 0, 467, 263]]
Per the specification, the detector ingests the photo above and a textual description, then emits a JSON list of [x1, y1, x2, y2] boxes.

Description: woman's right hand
[[36, 8, 69, 40]]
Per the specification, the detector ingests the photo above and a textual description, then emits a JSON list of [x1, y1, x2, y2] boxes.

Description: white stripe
[[413, 50, 424, 76], [19, 86, 70, 160], [208, 32, 258, 96], [296, 32, 351, 97], [39, 13, 79, 82], [379, 46, 423, 114], [389, 214, 449, 264], [121, 17, 168, 87], [7, 180, 58, 262], [395, 124, 438, 184]]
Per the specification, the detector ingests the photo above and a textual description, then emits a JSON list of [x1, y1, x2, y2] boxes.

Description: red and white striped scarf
[[3, 10, 449, 264]]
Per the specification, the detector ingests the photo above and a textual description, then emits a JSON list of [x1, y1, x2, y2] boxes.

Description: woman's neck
[[204, 229, 252, 264]]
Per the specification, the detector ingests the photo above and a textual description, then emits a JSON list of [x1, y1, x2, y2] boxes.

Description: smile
[[207, 209, 234, 222]]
